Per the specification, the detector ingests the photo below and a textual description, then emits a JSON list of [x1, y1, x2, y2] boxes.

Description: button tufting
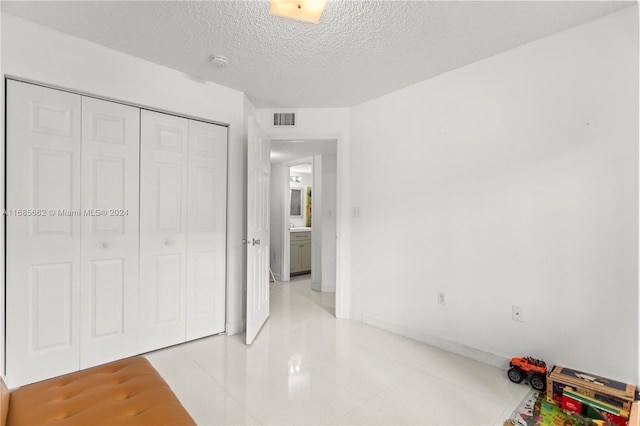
[[6, 357, 195, 425]]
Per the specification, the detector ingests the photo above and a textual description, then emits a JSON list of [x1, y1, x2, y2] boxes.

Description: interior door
[[79, 97, 140, 368], [246, 118, 270, 345], [6, 80, 82, 387], [300, 240, 312, 271], [185, 120, 228, 340], [290, 240, 301, 274], [139, 110, 188, 353]]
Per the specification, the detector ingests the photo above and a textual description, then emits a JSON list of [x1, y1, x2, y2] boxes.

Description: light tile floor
[[145, 275, 529, 425]]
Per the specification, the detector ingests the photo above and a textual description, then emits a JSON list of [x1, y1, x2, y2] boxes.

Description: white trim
[[360, 314, 509, 370], [5, 75, 230, 128], [350, 311, 363, 323]]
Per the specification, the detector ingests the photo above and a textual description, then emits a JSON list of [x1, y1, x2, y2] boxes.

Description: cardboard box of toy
[[561, 387, 629, 426], [547, 366, 635, 414]]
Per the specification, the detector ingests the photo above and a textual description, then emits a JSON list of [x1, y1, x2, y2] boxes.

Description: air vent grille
[[273, 112, 296, 127]]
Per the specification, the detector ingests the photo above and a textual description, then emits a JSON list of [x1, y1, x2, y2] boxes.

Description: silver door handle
[[101, 241, 109, 249], [164, 238, 174, 246], [252, 238, 261, 246]]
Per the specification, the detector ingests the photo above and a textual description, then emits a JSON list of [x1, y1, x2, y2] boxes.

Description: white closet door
[[139, 110, 188, 353], [80, 97, 140, 368], [185, 120, 227, 340], [6, 80, 81, 387]]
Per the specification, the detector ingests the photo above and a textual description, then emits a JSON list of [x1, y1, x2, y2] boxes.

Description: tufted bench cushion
[[4, 357, 195, 426]]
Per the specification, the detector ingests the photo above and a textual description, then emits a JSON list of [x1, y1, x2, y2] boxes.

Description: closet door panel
[[186, 121, 227, 340], [80, 97, 140, 368], [6, 80, 82, 387], [139, 110, 188, 353]]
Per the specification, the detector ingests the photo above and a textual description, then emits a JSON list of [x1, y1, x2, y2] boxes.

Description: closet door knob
[[101, 242, 109, 249], [164, 238, 174, 246]]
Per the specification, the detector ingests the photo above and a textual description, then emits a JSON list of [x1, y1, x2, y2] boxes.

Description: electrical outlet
[[438, 291, 446, 305], [512, 305, 523, 322]]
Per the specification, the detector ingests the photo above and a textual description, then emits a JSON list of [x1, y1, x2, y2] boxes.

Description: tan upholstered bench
[[1, 356, 195, 426]]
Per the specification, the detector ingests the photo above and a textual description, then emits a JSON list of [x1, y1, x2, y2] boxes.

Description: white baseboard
[[349, 311, 363, 322], [226, 320, 245, 336], [357, 313, 509, 370]]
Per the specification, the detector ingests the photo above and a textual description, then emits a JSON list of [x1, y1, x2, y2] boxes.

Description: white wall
[[270, 163, 285, 279], [256, 108, 349, 137], [310, 154, 338, 292], [312, 156, 323, 290], [349, 6, 639, 383], [320, 154, 337, 292], [1, 14, 247, 336]]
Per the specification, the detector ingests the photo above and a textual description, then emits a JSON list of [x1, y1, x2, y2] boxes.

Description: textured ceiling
[[2, 1, 635, 108]]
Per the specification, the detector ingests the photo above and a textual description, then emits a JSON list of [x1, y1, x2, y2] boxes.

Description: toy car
[[508, 356, 548, 391]]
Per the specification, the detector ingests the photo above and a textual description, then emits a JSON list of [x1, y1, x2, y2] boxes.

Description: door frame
[[281, 156, 314, 283], [268, 134, 348, 319]]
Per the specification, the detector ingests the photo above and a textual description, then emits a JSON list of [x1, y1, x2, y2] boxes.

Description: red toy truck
[[508, 356, 548, 391]]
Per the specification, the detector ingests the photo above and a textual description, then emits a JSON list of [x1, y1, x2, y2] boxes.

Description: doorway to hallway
[[269, 140, 338, 304]]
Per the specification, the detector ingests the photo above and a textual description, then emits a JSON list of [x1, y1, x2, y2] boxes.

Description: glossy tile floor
[[145, 275, 529, 425]]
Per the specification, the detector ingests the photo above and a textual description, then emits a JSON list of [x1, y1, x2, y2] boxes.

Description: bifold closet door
[[139, 110, 189, 353], [186, 120, 227, 340], [80, 97, 140, 368], [6, 81, 82, 387]]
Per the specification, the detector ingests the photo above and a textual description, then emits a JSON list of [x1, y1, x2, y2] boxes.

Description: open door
[[246, 118, 270, 344]]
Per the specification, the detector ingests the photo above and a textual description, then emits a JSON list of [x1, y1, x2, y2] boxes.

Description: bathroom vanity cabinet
[[290, 229, 311, 275]]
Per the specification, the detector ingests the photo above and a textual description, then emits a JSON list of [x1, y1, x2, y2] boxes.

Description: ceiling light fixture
[[269, 0, 327, 24]]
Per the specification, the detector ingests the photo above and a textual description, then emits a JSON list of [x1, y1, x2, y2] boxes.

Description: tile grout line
[[180, 340, 266, 425]]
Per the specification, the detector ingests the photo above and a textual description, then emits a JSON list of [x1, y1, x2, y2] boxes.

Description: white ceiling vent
[[273, 111, 296, 127]]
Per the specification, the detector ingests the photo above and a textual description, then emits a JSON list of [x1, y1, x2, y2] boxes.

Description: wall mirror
[[290, 188, 303, 217]]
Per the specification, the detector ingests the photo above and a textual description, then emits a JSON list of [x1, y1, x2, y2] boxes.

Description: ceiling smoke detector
[[209, 54, 228, 68]]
